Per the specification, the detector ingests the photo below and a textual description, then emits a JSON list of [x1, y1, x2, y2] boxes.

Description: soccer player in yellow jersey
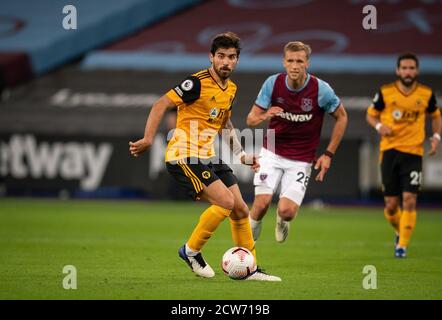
[[366, 53, 441, 258], [129, 32, 281, 281]]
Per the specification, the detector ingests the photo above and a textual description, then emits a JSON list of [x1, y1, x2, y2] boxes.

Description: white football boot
[[245, 267, 282, 282], [275, 214, 290, 243], [178, 245, 215, 278]]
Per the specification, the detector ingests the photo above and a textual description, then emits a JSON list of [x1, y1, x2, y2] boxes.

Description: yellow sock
[[398, 210, 416, 248], [229, 217, 257, 263], [384, 207, 402, 233], [187, 205, 231, 252]]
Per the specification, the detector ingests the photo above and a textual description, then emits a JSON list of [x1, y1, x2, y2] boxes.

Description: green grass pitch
[[0, 199, 441, 300]]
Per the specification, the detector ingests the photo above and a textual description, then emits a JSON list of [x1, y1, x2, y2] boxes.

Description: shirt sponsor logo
[[278, 112, 313, 122]]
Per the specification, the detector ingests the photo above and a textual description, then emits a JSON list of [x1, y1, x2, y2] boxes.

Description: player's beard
[[215, 65, 232, 80], [399, 75, 417, 87]]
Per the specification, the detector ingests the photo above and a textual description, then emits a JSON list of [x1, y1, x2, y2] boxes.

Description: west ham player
[[247, 41, 348, 243]]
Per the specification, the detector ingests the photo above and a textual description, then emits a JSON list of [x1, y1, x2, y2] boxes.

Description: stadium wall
[[1, 69, 441, 203]]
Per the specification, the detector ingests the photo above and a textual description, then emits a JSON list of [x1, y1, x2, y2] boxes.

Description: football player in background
[[247, 41, 348, 243], [366, 53, 441, 258]]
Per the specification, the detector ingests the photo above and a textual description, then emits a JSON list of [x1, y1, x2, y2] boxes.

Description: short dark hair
[[210, 32, 241, 56], [397, 52, 419, 68]]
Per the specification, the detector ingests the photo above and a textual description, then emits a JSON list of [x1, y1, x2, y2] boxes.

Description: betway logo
[[0, 135, 113, 190], [278, 112, 313, 122]]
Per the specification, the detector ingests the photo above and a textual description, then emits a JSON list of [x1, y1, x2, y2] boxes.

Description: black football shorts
[[166, 157, 238, 200], [380, 149, 422, 196]]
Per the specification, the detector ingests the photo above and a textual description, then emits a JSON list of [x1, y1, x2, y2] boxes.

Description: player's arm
[[314, 80, 348, 182], [246, 74, 283, 127], [246, 105, 284, 127], [366, 113, 392, 137], [223, 119, 260, 172], [427, 93, 442, 156], [129, 95, 176, 157], [366, 90, 392, 136], [315, 104, 348, 182]]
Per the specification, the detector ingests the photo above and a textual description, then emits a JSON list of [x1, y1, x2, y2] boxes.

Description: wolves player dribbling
[[247, 41, 348, 243], [129, 32, 280, 281]]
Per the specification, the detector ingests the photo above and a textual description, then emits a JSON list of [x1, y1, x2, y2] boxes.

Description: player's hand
[[265, 106, 284, 120], [428, 136, 440, 156], [241, 153, 260, 172], [377, 123, 393, 137], [314, 154, 331, 182], [129, 138, 152, 157]]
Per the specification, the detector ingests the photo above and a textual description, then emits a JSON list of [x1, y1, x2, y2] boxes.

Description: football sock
[[187, 205, 231, 253], [249, 217, 262, 239], [384, 207, 402, 233], [398, 210, 416, 248], [229, 217, 257, 262]]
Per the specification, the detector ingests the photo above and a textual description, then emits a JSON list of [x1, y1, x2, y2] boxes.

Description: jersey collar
[[285, 73, 310, 93]]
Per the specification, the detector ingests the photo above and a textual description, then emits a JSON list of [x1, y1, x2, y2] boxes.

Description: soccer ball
[[221, 247, 256, 280]]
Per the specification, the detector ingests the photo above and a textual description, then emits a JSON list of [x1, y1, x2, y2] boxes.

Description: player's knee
[[385, 198, 399, 213], [252, 199, 271, 220], [402, 194, 417, 211], [231, 201, 249, 219], [218, 190, 235, 211], [278, 207, 297, 221]]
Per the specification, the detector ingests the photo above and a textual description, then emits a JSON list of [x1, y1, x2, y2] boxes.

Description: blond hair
[[283, 41, 312, 59]]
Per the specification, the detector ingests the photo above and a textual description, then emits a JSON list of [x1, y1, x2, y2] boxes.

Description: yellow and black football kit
[[165, 69, 238, 199], [367, 81, 441, 194]]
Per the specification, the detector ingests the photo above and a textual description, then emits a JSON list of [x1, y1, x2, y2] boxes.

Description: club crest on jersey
[[181, 79, 194, 91], [260, 173, 268, 181], [301, 98, 313, 112], [202, 171, 211, 179], [209, 108, 219, 118]]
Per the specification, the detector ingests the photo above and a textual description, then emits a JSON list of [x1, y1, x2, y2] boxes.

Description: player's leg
[[228, 184, 257, 260], [212, 163, 257, 259], [396, 152, 421, 257], [275, 159, 311, 243], [169, 159, 233, 277], [380, 150, 402, 249], [398, 192, 417, 255], [384, 196, 401, 246], [250, 148, 283, 240], [215, 163, 281, 281], [229, 186, 281, 281], [275, 197, 299, 243], [250, 194, 273, 241]]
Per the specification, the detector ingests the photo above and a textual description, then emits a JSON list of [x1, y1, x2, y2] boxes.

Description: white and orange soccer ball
[[221, 247, 256, 280]]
